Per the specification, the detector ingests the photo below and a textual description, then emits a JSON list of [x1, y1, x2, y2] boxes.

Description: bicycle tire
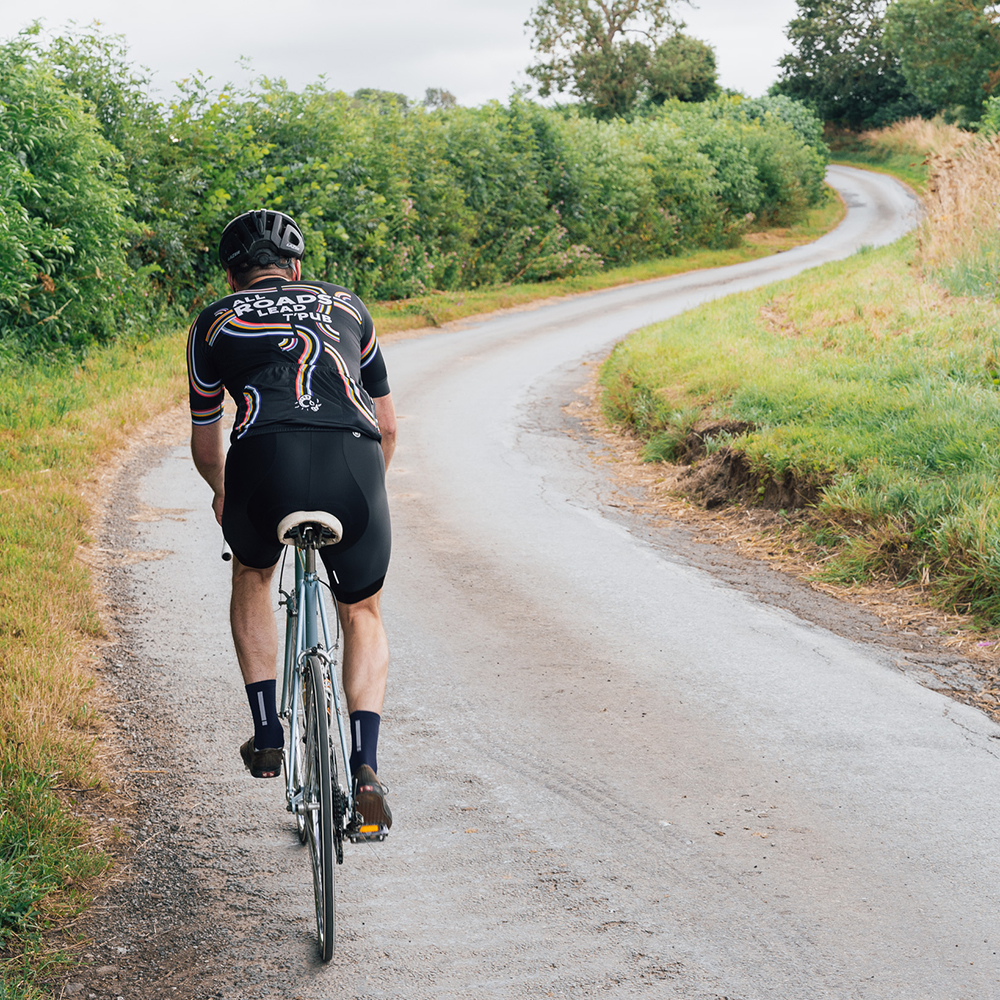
[[303, 653, 336, 962], [290, 688, 308, 844], [282, 588, 307, 843]]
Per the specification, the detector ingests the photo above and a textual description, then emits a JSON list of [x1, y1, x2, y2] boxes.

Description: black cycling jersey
[[187, 277, 390, 442]]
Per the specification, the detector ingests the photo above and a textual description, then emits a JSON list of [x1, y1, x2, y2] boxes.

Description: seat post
[[302, 533, 319, 650]]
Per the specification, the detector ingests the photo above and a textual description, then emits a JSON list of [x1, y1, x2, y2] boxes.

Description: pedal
[[348, 824, 389, 844]]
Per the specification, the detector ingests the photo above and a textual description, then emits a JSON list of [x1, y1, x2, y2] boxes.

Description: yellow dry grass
[[829, 117, 969, 192], [919, 133, 1000, 269], [859, 116, 967, 158], [0, 331, 187, 991]]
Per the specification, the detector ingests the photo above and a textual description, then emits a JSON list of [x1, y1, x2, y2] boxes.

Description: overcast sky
[[4, 0, 799, 105]]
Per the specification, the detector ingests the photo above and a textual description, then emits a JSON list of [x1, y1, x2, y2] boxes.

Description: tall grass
[[0, 332, 187, 994], [918, 133, 1000, 298], [858, 117, 967, 157]]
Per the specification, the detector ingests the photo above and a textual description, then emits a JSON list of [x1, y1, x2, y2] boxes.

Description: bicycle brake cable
[[276, 546, 290, 608], [316, 576, 342, 647]]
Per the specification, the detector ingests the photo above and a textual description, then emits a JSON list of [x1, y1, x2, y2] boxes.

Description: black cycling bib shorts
[[223, 429, 390, 604]]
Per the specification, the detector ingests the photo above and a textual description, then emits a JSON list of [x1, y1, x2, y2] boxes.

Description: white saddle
[[276, 510, 344, 547]]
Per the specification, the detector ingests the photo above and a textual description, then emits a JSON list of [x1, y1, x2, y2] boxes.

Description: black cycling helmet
[[218, 209, 305, 270]]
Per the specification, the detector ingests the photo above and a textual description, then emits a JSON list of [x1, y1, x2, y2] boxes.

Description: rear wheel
[[302, 653, 335, 961], [290, 687, 308, 844]]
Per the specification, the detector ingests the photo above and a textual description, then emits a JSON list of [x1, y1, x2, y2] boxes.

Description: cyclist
[[187, 209, 394, 831]]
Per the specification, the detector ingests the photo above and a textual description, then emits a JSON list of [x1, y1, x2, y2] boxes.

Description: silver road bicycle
[[272, 510, 386, 963]]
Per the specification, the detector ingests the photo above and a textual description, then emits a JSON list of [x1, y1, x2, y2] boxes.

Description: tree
[[773, 0, 927, 127], [424, 87, 458, 110], [884, 0, 1000, 117], [646, 34, 718, 104], [526, 0, 717, 118], [352, 88, 409, 112]]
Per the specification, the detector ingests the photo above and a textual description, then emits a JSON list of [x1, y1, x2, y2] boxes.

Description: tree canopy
[[775, 0, 1000, 126], [525, 0, 717, 118], [423, 87, 458, 110], [884, 0, 1000, 116], [646, 32, 718, 104], [773, 0, 926, 127]]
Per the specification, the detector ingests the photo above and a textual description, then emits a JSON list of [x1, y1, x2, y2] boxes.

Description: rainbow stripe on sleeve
[[360, 329, 379, 367], [187, 319, 225, 424]]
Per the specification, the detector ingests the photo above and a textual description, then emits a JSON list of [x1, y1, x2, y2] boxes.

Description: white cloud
[[6, 0, 796, 104]]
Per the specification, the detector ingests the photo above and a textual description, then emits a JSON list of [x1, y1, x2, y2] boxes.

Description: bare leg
[[230, 557, 279, 684], [339, 590, 388, 713], [339, 589, 391, 826]]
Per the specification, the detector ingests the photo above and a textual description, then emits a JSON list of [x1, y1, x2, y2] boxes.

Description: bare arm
[[191, 421, 226, 525], [374, 392, 397, 472]]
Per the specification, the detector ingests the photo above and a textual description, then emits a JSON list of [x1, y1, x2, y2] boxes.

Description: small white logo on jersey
[[296, 394, 322, 412], [352, 431, 361, 438]]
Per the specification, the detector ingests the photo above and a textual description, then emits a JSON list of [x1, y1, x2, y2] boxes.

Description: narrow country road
[[82, 167, 1000, 1000]]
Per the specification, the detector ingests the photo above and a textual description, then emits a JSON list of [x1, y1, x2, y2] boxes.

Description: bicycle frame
[[280, 547, 353, 822]]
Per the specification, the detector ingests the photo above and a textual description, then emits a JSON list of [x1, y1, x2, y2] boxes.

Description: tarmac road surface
[[85, 167, 1000, 999]]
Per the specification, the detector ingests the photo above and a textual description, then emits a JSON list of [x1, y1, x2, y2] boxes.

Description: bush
[[741, 121, 827, 224], [0, 30, 148, 352], [655, 97, 828, 227], [738, 94, 828, 157], [977, 95, 1000, 137]]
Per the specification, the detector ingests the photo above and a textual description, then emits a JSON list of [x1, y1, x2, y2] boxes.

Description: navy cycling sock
[[246, 679, 284, 750], [349, 711, 380, 776]]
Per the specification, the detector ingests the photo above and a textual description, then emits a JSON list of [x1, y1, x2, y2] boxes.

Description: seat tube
[[304, 546, 319, 649], [280, 610, 295, 716], [279, 552, 304, 716]]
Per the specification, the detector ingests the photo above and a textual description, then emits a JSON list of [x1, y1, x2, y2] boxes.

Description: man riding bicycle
[[187, 209, 394, 830]]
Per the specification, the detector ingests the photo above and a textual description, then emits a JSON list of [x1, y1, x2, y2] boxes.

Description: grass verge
[[370, 192, 845, 335], [0, 332, 187, 996], [601, 234, 1000, 624]]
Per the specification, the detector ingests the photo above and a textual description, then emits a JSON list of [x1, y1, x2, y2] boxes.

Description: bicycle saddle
[[276, 510, 344, 547]]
